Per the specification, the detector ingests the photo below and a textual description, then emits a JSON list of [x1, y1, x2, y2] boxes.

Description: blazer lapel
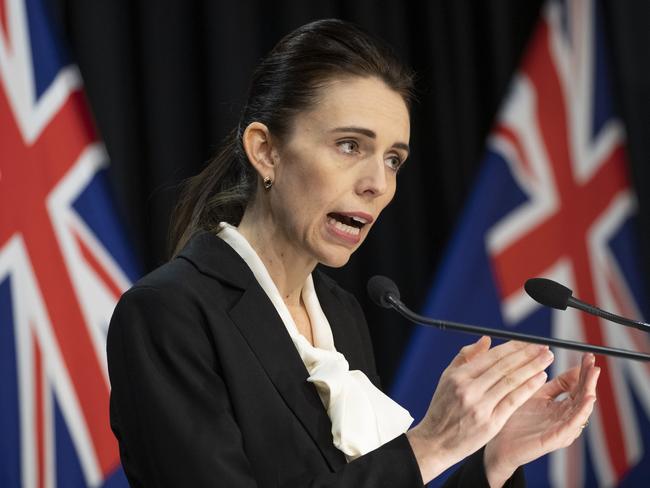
[[180, 232, 346, 469], [313, 272, 367, 374], [229, 287, 345, 469]]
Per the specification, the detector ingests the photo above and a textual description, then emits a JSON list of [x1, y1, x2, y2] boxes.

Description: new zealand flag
[[392, 1, 650, 486], [0, 0, 136, 485]]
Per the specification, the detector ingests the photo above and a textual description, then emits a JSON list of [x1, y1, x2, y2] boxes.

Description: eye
[[385, 154, 404, 172], [337, 140, 360, 155]]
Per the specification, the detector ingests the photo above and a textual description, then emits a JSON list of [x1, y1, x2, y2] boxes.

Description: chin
[[318, 250, 353, 268]]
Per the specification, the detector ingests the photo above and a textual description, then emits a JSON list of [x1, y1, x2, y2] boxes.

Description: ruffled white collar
[[217, 222, 412, 460]]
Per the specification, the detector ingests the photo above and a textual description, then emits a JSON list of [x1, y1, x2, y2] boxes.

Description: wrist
[[406, 426, 451, 484], [484, 441, 516, 488]]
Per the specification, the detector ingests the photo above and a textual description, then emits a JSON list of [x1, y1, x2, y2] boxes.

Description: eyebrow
[[330, 126, 410, 154]]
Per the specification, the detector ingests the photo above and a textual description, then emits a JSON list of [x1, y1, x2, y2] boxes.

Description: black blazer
[[107, 231, 522, 487]]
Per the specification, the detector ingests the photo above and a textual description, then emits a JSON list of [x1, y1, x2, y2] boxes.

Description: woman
[[107, 19, 599, 487]]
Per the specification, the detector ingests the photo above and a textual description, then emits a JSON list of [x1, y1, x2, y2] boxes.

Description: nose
[[356, 157, 389, 197]]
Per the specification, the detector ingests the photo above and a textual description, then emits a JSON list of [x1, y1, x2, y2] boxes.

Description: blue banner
[[0, 0, 137, 485], [392, 1, 650, 486]]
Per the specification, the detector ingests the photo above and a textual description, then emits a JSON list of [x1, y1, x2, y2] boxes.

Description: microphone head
[[524, 278, 573, 310], [367, 275, 400, 309]]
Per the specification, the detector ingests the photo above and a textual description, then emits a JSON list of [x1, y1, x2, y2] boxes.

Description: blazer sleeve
[[442, 448, 525, 488], [108, 285, 257, 487], [107, 285, 424, 487]]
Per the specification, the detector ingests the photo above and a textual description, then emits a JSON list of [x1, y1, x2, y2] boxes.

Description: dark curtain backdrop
[[47, 0, 650, 387]]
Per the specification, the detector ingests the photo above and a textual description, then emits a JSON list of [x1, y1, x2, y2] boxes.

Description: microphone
[[367, 275, 400, 309], [367, 275, 650, 362], [525, 277, 650, 333]]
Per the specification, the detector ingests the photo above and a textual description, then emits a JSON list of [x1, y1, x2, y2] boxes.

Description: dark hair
[[169, 18, 415, 256]]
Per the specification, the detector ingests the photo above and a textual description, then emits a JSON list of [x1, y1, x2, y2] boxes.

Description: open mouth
[[326, 212, 369, 237]]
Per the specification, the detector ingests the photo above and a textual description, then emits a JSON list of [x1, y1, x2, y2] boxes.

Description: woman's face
[[268, 76, 410, 268]]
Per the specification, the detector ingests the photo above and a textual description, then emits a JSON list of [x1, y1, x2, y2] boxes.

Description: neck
[[238, 201, 316, 308]]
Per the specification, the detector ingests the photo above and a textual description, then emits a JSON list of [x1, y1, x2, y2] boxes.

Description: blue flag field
[[0, 0, 136, 485], [393, 1, 650, 486]]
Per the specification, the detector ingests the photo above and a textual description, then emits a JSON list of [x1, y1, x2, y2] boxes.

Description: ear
[[242, 121, 278, 181]]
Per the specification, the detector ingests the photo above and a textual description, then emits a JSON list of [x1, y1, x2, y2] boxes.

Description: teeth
[[328, 217, 360, 236], [351, 216, 368, 225]]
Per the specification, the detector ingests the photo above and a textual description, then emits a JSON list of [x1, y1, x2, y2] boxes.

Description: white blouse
[[217, 223, 413, 461]]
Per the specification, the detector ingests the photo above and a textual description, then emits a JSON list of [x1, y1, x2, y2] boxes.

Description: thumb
[[538, 366, 579, 399]]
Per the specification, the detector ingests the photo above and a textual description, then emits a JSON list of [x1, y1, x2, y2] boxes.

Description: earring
[[263, 176, 273, 190]]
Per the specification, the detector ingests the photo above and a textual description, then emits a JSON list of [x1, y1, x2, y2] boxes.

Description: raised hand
[[407, 336, 554, 484], [483, 352, 600, 487]]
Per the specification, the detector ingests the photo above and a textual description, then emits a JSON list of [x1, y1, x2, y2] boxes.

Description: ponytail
[[169, 128, 256, 256]]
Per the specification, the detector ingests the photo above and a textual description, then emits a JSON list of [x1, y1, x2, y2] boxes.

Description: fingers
[[580, 358, 600, 397], [538, 365, 580, 399], [556, 364, 601, 447], [485, 349, 553, 409], [545, 393, 596, 449], [476, 344, 553, 396], [446, 340, 553, 423], [577, 354, 597, 397], [458, 340, 529, 377], [537, 352, 597, 400], [449, 336, 491, 368], [492, 369, 549, 420], [567, 392, 598, 441]]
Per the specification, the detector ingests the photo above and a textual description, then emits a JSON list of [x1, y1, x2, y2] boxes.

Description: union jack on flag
[[1, 0, 136, 486], [393, 0, 650, 486]]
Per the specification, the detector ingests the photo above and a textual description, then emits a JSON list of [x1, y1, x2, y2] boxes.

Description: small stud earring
[[263, 176, 273, 190]]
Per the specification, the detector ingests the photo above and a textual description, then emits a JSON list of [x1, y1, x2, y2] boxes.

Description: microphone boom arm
[[568, 296, 650, 333], [385, 295, 650, 362]]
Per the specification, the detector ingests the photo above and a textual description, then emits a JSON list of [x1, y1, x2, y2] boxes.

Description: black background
[[47, 0, 650, 387]]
